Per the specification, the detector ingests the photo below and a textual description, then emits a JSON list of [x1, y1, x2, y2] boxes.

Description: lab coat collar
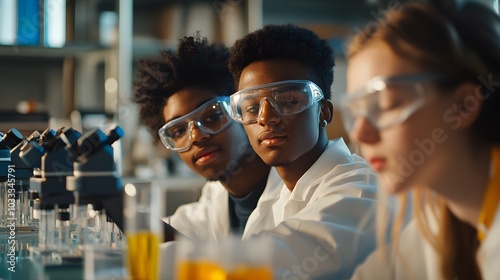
[[208, 181, 230, 240], [257, 167, 282, 204], [242, 167, 283, 238], [289, 138, 352, 202]]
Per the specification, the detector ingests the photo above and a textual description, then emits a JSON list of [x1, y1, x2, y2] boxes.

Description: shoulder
[[315, 158, 377, 200], [200, 180, 228, 198], [322, 139, 376, 182], [352, 218, 439, 280]]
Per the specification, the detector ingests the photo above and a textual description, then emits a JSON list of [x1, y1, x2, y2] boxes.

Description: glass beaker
[[124, 183, 164, 280], [175, 234, 273, 280]]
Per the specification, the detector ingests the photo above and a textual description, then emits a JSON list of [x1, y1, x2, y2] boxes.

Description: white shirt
[[478, 205, 500, 280], [161, 138, 378, 279], [164, 167, 283, 241], [352, 205, 500, 280]]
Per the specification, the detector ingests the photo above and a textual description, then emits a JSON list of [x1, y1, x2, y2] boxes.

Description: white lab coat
[[160, 138, 378, 279], [351, 205, 500, 280], [164, 167, 283, 241], [478, 205, 500, 280]]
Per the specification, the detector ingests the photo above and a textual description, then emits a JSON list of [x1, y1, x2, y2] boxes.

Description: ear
[[319, 99, 334, 126], [450, 82, 484, 129]]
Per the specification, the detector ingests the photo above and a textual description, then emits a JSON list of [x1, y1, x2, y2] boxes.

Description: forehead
[[163, 87, 218, 123], [238, 59, 312, 91], [347, 42, 424, 91]]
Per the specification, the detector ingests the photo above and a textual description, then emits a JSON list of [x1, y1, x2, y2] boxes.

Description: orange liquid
[[226, 265, 273, 280], [177, 261, 225, 280], [176, 261, 272, 280], [127, 232, 160, 280]]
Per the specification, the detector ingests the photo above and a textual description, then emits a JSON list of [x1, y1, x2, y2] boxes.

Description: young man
[[226, 24, 378, 279], [133, 35, 282, 241]]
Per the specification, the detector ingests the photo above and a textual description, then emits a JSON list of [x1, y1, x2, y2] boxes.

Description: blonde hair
[[349, 1, 500, 279]]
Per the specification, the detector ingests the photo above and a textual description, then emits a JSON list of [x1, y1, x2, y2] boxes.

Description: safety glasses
[[230, 80, 324, 124], [339, 73, 453, 132], [158, 97, 232, 152]]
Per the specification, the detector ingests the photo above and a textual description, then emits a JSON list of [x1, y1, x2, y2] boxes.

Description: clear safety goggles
[[230, 80, 324, 124], [339, 73, 452, 132], [158, 97, 232, 152]]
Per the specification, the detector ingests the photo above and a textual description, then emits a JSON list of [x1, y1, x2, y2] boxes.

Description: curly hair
[[228, 24, 334, 99], [132, 35, 234, 142]]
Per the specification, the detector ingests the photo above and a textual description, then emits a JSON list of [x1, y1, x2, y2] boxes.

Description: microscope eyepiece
[[105, 125, 124, 145], [68, 125, 123, 163], [3, 128, 24, 149]]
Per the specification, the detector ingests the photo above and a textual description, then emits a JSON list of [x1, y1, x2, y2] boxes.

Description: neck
[[276, 135, 329, 192], [222, 151, 270, 198], [432, 144, 492, 228]]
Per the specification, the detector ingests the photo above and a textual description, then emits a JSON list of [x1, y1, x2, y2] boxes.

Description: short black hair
[[228, 24, 334, 99], [132, 35, 234, 142]]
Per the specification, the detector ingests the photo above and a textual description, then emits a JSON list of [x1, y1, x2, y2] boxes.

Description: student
[[341, 1, 500, 279], [226, 24, 378, 279], [132, 35, 282, 242]]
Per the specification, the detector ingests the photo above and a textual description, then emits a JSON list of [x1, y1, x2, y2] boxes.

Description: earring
[[320, 119, 327, 127]]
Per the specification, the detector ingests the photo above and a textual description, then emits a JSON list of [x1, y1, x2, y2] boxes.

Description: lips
[[194, 146, 220, 163], [369, 157, 387, 172], [259, 131, 287, 146]]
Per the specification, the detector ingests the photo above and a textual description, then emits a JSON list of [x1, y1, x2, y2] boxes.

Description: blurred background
[[0, 0, 498, 202]]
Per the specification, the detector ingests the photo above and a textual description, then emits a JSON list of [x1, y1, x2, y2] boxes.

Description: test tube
[[124, 183, 164, 280], [74, 204, 90, 248], [91, 205, 107, 245], [0, 182, 6, 226], [28, 191, 39, 226], [0, 131, 7, 227], [2, 181, 24, 226], [18, 180, 31, 226], [56, 208, 72, 253], [36, 201, 56, 251], [5, 179, 30, 227], [106, 215, 123, 247]]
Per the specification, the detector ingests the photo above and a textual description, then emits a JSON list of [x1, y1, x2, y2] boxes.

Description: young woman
[[341, 1, 500, 279]]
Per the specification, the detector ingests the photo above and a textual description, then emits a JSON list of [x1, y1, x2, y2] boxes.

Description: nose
[[189, 121, 210, 145], [257, 98, 281, 126], [349, 117, 381, 145]]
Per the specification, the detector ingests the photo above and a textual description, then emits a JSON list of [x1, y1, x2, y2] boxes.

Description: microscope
[[66, 124, 125, 248], [1, 130, 23, 228], [0, 131, 12, 228], [19, 127, 82, 256], [1, 128, 39, 229]]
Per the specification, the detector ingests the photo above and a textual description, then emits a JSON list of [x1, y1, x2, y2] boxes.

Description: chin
[[379, 172, 412, 195], [263, 158, 292, 168]]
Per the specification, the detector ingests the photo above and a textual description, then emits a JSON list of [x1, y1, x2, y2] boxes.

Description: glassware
[[175, 235, 273, 280], [56, 208, 73, 252], [84, 246, 126, 280], [37, 202, 56, 251], [124, 183, 164, 280]]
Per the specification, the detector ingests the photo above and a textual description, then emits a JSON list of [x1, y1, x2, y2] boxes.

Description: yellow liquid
[[176, 261, 272, 280], [127, 232, 160, 280]]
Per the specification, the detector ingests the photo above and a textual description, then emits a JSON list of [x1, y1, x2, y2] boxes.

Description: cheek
[[380, 119, 441, 190], [242, 126, 259, 144], [381, 123, 422, 162], [292, 112, 319, 140], [382, 103, 445, 157], [178, 152, 195, 169]]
